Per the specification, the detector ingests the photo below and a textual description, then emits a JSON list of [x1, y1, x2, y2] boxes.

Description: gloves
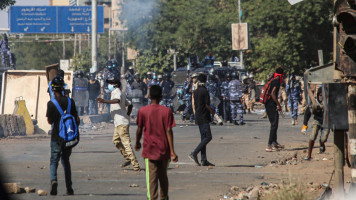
[[214, 114, 223, 125]]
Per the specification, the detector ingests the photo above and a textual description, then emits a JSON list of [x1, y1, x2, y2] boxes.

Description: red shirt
[[136, 104, 176, 160]]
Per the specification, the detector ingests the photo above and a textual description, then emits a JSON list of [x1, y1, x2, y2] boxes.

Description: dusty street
[[0, 112, 349, 200]]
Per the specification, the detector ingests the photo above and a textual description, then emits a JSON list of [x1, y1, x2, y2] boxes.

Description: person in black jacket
[[46, 76, 80, 196], [88, 73, 101, 115], [304, 87, 330, 160]]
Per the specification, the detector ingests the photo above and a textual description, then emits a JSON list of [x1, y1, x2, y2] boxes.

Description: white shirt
[[110, 88, 131, 126]]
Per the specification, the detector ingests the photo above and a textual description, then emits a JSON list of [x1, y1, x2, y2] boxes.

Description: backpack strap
[[66, 97, 71, 114], [51, 98, 64, 116]]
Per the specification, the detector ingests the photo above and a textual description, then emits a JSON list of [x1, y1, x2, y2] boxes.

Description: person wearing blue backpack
[[46, 76, 80, 196]]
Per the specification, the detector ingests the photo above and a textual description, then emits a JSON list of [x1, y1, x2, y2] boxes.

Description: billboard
[[231, 23, 249, 50], [9, 6, 104, 34]]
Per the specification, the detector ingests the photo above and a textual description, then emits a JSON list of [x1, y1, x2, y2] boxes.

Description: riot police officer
[[72, 70, 89, 116], [161, 73, 175, 111], [182, 74, 194, 122], [286, 74, 301, 125], [0, 34, 13, 67], [207, 70, 221, 122], [88, 73, 101, 115], [220, 73, 232, 123], [229, 72, 245, 125]]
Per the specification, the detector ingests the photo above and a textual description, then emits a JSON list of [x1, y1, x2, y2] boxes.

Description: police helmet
[[226, 73, 231, 78], [158, 74, 163, 79], [107, 61, 113, 68], [76, 70, 84, 78], [231, 72, 239, 80], [191, 73, 199, 79], [51, 75, 65, 91], [57, 69, 65, 78], [209, 68, 215, 76], [147, 72, 153, 79]]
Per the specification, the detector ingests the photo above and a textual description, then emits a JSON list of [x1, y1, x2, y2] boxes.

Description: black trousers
[[266, 101, 279, 145], [192, 123, 212, 162]]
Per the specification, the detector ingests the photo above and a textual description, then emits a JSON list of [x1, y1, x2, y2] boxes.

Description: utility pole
[[238, 0, 243, 69], [91, 0, 98, 73]]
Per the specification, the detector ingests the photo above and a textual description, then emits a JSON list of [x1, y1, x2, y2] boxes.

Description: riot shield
[[72, 77, 89, 107]]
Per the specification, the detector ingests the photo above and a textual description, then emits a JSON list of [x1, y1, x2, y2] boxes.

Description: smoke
[[120, 0, 158, 30], [119, 0, 159, 49]]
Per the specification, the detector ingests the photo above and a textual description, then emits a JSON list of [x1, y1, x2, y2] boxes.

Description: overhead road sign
[[9, 6, 104, 34]]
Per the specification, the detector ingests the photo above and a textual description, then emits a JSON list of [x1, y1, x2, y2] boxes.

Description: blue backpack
[[51, 97, 79, 148]]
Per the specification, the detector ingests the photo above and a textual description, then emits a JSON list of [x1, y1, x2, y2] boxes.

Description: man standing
[[182, 75, 194, 122], [88, 73, 101, 115], [189, 74, 221, 166], [135, 85, 178, 200], [0, 34, 13, 67], [265, 67, 284, 152], [161, 73, 175, 111], [46, 76, 80, 196], [221, 73, 232, 123], [72, 70, 89, 116], [97, 79, 140, 171], [229, 72, 245, 126], [286, 74, 301, 125]]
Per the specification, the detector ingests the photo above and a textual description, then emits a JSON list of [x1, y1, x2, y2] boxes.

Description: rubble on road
[[37, 189, 47, 196]]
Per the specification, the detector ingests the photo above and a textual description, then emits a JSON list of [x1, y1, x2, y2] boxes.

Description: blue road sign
[[9, 6, 104, 34]]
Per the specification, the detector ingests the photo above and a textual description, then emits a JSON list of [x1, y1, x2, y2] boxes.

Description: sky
[[0, 0, 49, 28]]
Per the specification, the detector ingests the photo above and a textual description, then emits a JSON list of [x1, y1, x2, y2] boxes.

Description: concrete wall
[[1, 70, 73, 134]]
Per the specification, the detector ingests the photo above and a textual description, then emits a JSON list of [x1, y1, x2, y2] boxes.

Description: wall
[[1, 70, 73, 134]]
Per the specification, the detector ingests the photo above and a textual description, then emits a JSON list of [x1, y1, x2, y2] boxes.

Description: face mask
[[108, 84, 115, 91]]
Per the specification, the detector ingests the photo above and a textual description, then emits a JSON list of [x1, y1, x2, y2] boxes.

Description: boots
[[234, 121, 240, 126], [301, 125, 308, 135], [260, 112, 267, 119]]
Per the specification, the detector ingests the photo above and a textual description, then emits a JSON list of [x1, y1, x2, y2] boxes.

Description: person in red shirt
[[135, 85, 178, 200]]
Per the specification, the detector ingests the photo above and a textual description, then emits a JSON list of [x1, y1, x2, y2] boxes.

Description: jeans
[[88, 99, 98, 115], [50, 141, 72, 189], [266, 101, 279, 145], [192, 123, 212, 162]]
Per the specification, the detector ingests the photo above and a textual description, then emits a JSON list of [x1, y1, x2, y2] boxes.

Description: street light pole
[[91, 0, 98, 73]]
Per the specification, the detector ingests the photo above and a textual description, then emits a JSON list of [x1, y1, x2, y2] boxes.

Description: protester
[[304, 87, 330, 160], [189, 73, 222, 166], [286, 74, 302, 125], [135, 85, 178, 200], [265, 67, 284, 152], [46, 76, 80, 196], [96, 78, 141, 171]]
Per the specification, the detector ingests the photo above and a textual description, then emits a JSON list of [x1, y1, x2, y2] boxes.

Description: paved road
[[0, 112, 335, 200]]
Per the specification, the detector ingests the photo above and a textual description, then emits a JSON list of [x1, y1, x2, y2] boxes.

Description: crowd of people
[[45, 61, 329, 199]]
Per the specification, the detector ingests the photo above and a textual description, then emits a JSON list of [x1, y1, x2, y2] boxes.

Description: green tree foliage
[[0, 0, 15, 10], [121, 0, 333, 79]]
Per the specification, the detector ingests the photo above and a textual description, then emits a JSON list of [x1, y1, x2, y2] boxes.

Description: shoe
[[50, 180, 58, 195], [301, 125, 308, 135], [291, 119, 295, 125], [303, 156, 311, 161], [188, 153, 201, 166], [234, 121, 240, 126], [319, 143, 326, 153], [134, 167, 141, 172], [201, 161, 215, 166], [273, 142, 284, 149], [66, 188, 74, 195], [265, 145, 275, 152], [120, 161, 131, 168], [239, 122, 246, 126]]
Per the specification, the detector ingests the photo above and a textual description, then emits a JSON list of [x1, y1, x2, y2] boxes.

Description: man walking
[[265, 67, 284, 152], [97, 78, 141, 171], [189, 73, 221, 166], [135, 85, 178, 200], [46, 76, 80, 195]]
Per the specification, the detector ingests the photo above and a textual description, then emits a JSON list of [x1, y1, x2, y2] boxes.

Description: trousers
[[192, 123, 212, 162], [50, 141, 72, 189], [230, 100, 244, 123], [145, 158, 170, 200], [266, 101, 279, 145]]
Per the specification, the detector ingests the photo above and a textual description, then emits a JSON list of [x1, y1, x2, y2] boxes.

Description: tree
[[0, 0, 15, 10], [121, 0, 333, 79]]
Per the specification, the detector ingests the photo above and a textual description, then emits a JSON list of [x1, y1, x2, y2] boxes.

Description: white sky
[[0, 0, 49, 28]]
